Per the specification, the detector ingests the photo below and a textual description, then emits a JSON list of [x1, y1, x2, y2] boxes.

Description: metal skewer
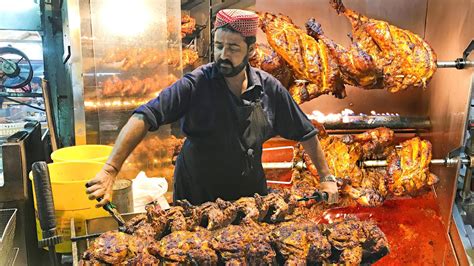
[[263, 157, 473, 169], [361, 157, 473, 168], [437, 40, 474, 69], [436, 60, 474, 69]]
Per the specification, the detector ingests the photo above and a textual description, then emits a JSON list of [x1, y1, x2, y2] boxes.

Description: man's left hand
[[320, 181, 339, 204]]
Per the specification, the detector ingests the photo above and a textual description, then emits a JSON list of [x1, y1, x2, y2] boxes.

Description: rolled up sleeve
[[133, 74, 195, 131], [273, 85, 318, 141]]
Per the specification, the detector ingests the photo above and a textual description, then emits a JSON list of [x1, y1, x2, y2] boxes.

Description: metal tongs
[[85, 183, 128, 231], [70, 184, 129, 242], [297, 190, 329, 202]]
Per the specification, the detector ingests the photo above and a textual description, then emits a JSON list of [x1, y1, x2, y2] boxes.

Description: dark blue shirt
[[134, 63, 316, 204]]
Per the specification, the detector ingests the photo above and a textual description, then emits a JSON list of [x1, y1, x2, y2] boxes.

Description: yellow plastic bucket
[[29, 162, 108, 253], [51, 145, 113, 163]]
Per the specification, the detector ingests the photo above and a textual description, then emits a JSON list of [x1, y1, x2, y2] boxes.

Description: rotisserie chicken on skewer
[[258, 12, 346, 100], [249, 43, 293, 88], [291, 127, 439, 207], [329, 0, 437, 92], [305, 18, 383, 89]]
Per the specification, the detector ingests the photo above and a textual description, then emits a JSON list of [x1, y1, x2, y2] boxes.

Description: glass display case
[[68, 0, 211, 188]]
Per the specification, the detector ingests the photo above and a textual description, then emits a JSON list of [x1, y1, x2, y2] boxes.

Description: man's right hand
[[86, 163, 118, 207]]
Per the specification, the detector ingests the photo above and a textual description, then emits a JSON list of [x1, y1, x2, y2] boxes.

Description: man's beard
[[216, 55, 248, 77]]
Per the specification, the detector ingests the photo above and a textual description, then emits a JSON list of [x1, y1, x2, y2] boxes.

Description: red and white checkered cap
[[214, 9, 258, 37]]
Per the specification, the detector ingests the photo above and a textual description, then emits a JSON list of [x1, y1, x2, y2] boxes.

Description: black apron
[[173, 85, 272, 205]]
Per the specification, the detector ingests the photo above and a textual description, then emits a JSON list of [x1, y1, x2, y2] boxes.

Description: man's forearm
[[106, 113, 149, 171], [301, 135, 331, 178]]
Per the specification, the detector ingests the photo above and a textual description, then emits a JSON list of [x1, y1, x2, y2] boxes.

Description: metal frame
[[62, 0, 87, 145]]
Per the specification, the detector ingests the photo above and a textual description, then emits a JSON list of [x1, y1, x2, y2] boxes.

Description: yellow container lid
[[51, 145, 113, 163]]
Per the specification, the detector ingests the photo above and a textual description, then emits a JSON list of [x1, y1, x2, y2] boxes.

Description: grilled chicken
[[249, 43, 293, 88], [102, 73, 178, 97], [262, 191, 298, 223], [149, 229, 218, 265], [272, 220, 331, 264], [306, 18, 383, 89], [318, 135, 365, 186], [211, 220, 276, 265], [288, 80, 328, 105], [80, 195, 391, 265], [295, 127, 438, 207], [330, 0, 437, 92], [81, 232, 130, 265], [307, 135, 387, 207], [124, 213, 148, 235], [181, 14, 196, 38], [321, 215, 389, 264], [102, 47, 197, 73], [258, 12, 346, 100], [197, 198, 238, 230], [386, 137, 439, 196], [345, 127, 394, 159], [234, 194, 270, 223], [145, 200, 199, 239]]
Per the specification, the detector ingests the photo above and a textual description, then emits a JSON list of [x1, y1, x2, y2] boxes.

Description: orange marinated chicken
[[330, 0, 437, 92]]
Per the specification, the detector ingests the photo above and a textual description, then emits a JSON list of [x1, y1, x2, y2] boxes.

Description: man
[[30, 77, 42, 93], [86, 9, 338, 207]]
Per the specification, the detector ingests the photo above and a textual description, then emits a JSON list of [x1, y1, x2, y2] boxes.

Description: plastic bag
[[132, 171, 170, 212]]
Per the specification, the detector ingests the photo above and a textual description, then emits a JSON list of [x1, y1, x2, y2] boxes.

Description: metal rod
[[361, 160, 388, 167], [361, 157, 471, 168], [262, 162, 293, 169], [437, 61, 474, 69]]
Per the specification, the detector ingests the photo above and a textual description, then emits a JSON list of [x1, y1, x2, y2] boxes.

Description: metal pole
[[436, 61, 474, 69]]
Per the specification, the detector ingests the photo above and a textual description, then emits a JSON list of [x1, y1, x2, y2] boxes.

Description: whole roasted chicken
[[330, 0, 437, 92], [306, 18, 383, 89], [249, 43, 293, 88], [296, 127, 438, 207], [387, 137, 439, 196], [258, 12, 346, 100]]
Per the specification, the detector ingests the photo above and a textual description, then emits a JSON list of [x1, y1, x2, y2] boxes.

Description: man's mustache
[[217, 59, 234, 67]]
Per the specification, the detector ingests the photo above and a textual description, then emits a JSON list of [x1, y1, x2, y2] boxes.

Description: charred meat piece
[[211, 220, 276, 265], [197, 198, 238, 230], [233, 193, 269, 223], [124, 214, 148, 234], [272, 220, 331, 264], [125, 252, 160, 265], [148, 229, 218, 265], [127, 234, 157, 259], [145, 201, 198, 239], [145, 203, 168, 238], [81, 231, 130, 265], [262, 191, 297, 223], [321, 215, 389, 264], [330, 0, 437, 92], [348, 127, 394, 159], [386, 137, 439, 196]]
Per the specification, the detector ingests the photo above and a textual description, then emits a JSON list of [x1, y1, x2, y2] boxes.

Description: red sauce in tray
[[317, 193, 457, 266]]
